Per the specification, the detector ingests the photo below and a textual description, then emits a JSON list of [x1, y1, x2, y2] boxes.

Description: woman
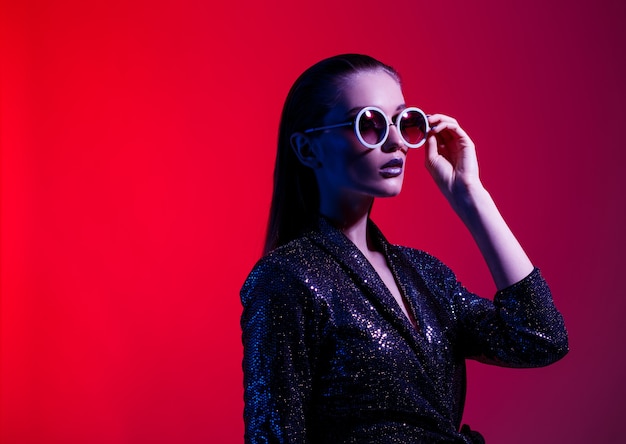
[[240, 54, 568, 443]]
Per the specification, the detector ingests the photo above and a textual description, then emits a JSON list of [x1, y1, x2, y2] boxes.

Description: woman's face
[[312, 70, 409, 206]]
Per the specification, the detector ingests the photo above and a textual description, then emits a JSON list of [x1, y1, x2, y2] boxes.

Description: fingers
[[427, 114, 470, 140], [423, 112, 477, 172], [424, 114, 460, 165], [424, 129, 439, 166], [425, 113, 475, 159]]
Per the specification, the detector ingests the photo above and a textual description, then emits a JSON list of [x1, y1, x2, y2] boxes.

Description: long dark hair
[[263, 54, 400, 255]]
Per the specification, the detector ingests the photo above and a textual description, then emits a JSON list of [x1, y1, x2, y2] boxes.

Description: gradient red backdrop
[[2, 1, 625, 442]]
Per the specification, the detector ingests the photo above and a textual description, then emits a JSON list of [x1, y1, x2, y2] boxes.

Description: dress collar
[[307, 215, 418, 336]]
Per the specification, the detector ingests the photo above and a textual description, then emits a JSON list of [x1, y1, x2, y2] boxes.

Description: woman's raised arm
[[424, 114, 534, 290]]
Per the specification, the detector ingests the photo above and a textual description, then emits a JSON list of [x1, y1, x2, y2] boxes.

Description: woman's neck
[[320, 196, 374, 255]]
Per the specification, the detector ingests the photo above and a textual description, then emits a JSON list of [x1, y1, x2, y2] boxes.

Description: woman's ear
[[290, 133, 322, 169]]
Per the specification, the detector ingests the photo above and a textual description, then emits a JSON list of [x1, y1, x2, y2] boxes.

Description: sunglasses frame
[[303, 106, 429, 149]]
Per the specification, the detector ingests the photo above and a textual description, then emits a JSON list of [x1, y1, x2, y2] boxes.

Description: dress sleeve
[[452, 267, 569, 367], [240, 258, 320, 444]]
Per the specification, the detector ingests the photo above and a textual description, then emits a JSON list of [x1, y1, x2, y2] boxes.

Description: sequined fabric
[[240, 218, 568, 443]]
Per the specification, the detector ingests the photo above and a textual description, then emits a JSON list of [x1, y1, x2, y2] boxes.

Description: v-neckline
[[311, 216, 421, 334]]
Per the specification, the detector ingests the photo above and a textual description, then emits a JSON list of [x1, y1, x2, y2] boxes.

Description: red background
[[2, 1, 625, 442]]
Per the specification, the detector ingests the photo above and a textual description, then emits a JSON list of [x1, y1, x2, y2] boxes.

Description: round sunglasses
[[303, 106, 429, 149]]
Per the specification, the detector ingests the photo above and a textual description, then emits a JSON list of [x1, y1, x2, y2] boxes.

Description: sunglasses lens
[[357, 109, 387, 146], [399, 110, 427, 146]]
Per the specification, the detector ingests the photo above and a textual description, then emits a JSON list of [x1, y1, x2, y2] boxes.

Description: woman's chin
[[373, 184, 403, 198]]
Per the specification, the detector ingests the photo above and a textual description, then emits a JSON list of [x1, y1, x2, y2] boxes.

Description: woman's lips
[[380, 158, 404, 178]]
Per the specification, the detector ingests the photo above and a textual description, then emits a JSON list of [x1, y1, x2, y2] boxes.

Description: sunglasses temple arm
[[303, 122, 353, 134]]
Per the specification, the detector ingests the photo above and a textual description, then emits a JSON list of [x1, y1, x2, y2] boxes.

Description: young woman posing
[[241, 54, 568, 443]]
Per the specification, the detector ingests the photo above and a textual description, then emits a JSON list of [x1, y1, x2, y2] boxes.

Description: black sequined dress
[[240, 218, 568, 443]]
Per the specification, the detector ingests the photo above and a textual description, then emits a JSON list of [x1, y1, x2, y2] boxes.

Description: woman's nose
[[381, 124, 406, 153]]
